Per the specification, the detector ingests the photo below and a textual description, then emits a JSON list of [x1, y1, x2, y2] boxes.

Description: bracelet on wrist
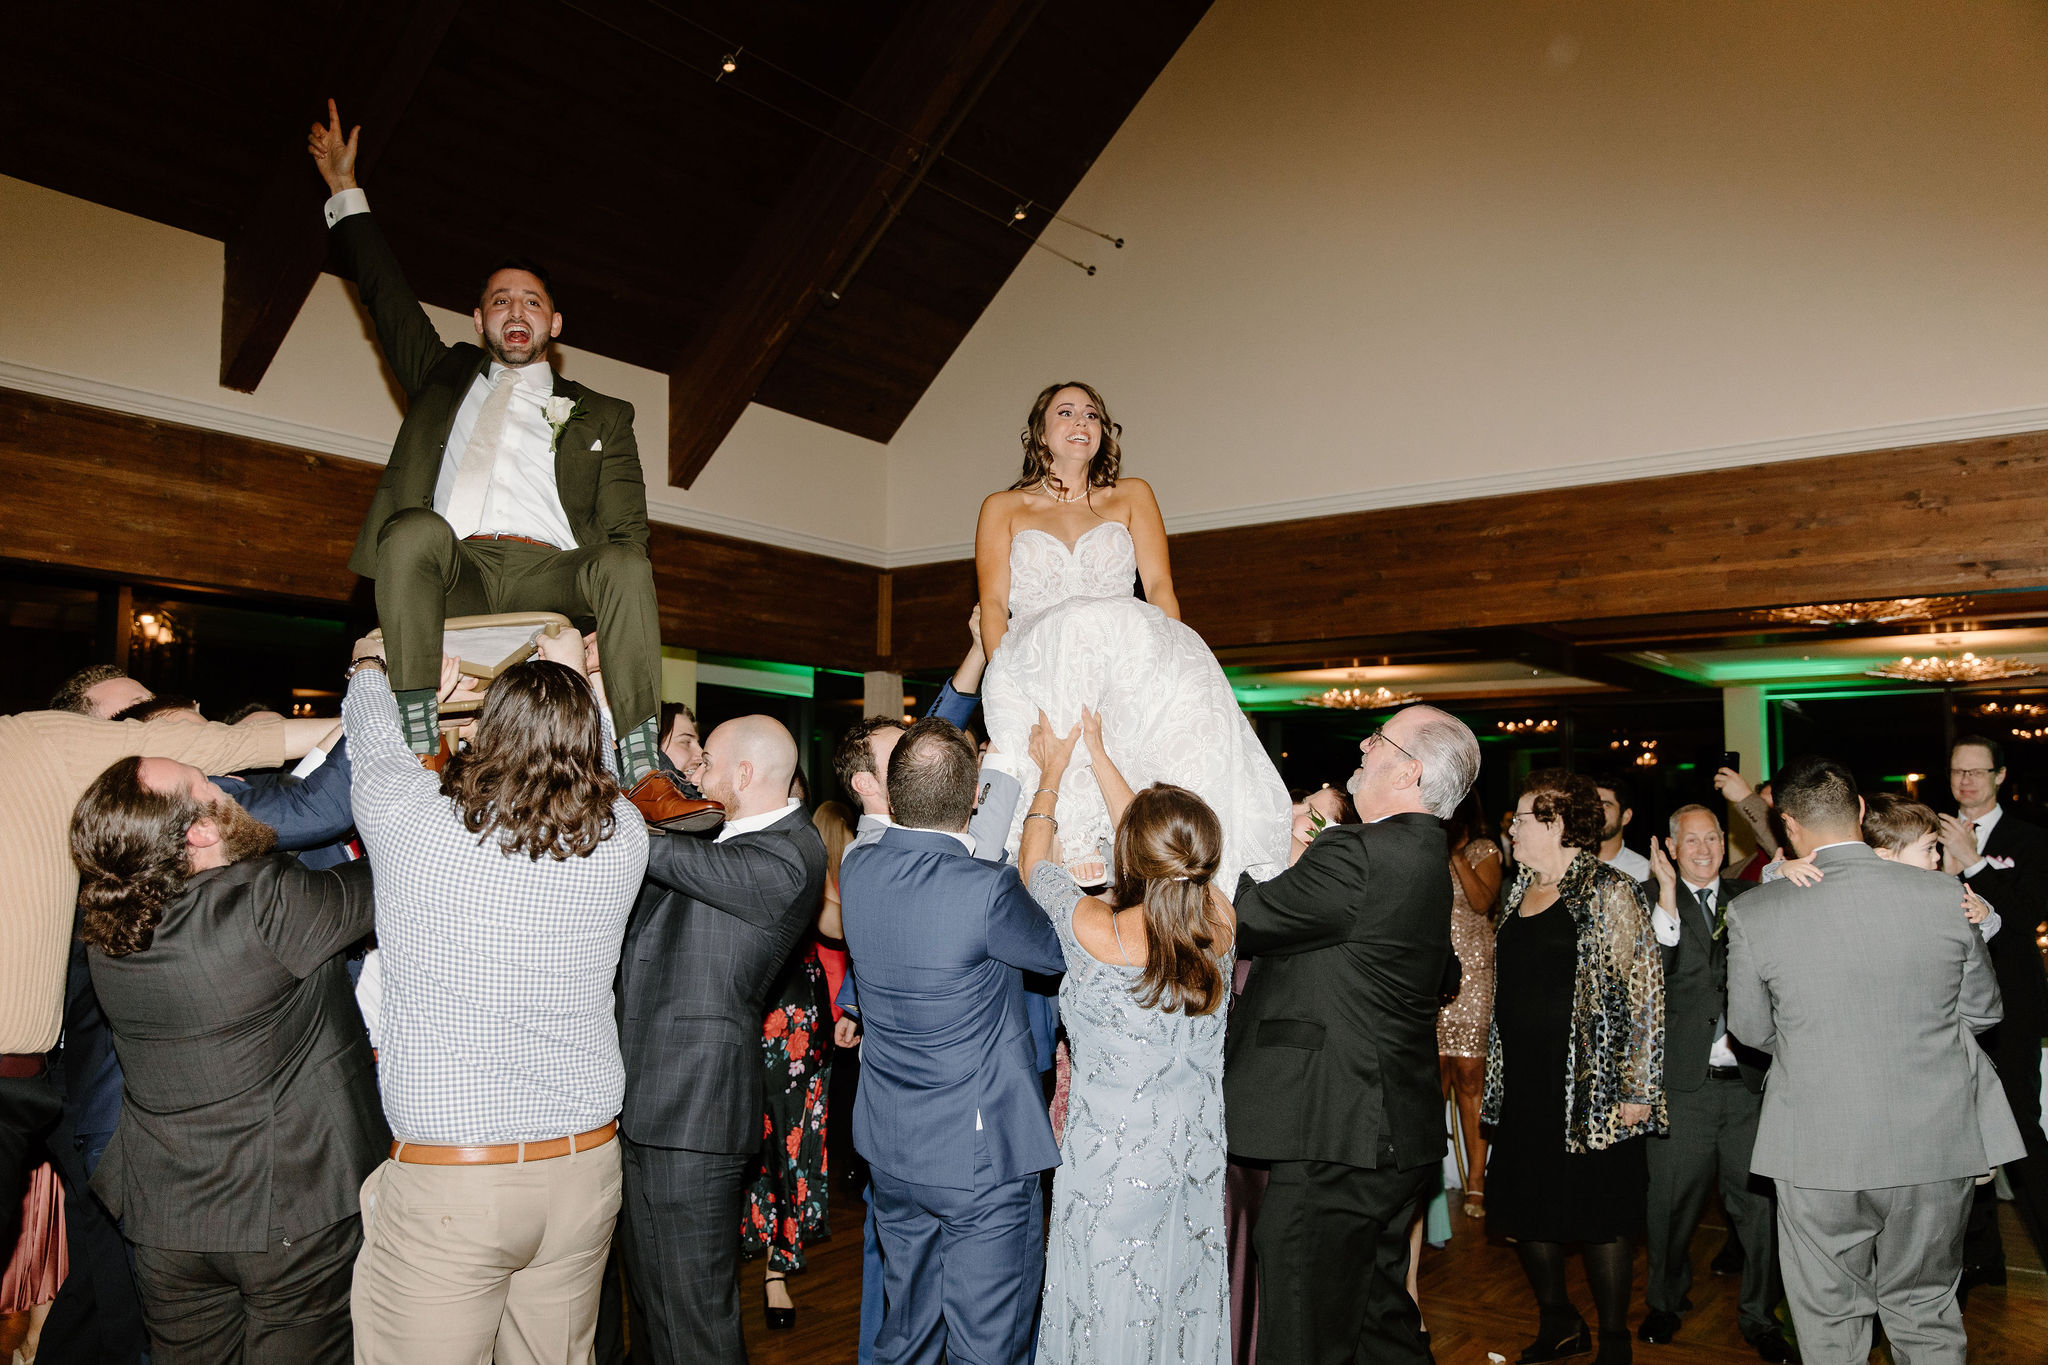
[[1024, 812, 1057, 827], [1035, 787, 1061, 797], [345, 657, 388, 680]]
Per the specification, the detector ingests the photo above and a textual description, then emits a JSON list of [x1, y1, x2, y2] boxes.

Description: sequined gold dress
[[1436, 838, 1500, 1058], [1029, 862, 1231, 1365]]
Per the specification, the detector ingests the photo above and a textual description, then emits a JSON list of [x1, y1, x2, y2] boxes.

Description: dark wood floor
[[730, 1177, 2047, 1364]]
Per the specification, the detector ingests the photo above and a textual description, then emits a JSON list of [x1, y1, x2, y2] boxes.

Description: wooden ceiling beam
[[216, 1, 462, 393], [665, 0, 1040, 488]]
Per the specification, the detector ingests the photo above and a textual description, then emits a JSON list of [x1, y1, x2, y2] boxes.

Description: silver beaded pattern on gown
[[1029, 862, 1231, 1365]]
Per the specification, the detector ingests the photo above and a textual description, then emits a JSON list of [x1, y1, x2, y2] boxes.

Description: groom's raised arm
[[308, 98, 451, 396], [1233, 830, 1365, 957]]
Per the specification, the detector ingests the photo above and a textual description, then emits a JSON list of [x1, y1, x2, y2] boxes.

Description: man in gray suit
[[1726, 755, 2024, 1364], [1639, 805, 1785, 1361], [69, 753, 385, 1365]]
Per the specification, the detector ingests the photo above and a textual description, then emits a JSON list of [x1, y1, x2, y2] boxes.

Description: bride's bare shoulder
[[978, 488, 1030, 523], [1100, 477, 1159, 516]]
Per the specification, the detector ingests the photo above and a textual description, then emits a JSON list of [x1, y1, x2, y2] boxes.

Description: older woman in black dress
[[1485, 770, 1665, 1365]]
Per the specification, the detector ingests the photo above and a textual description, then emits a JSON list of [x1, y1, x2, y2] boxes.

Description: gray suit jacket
[[617, 805, 827, 1153], [1726, 841, 2024, 1189], [1642, 875, 1761, 1093], [88, 855, 385, 1252]]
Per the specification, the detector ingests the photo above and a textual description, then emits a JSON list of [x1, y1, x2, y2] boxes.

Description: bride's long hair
[[1009, 381, 1123, 497], [1111, 784, 1228, 1017]]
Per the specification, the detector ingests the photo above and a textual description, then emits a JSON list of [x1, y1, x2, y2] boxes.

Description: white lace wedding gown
[[982, 521, 1291, 889]]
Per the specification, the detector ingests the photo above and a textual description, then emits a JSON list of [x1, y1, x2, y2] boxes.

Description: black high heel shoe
[[1518, 1311, 1592, 1363], [763, 1273, 796, 1330]]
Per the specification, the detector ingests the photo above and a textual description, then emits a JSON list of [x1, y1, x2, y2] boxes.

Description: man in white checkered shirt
[[340, 629, 647, 1365]]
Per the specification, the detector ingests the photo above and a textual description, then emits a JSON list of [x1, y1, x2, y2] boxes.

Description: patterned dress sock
[[394, 687, 440, 755], [617, 716, 662, 786]]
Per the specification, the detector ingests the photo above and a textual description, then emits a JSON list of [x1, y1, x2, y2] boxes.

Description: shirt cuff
[[1963, 858, 1990, 879], [324, 187, 370, 228], [1650, 906, 1681, 947]]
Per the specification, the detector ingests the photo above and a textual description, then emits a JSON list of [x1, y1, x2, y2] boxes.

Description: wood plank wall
[[8, 387, 2048, 675], [0, 388, 875, 670], [890, 429, 2048, 669]]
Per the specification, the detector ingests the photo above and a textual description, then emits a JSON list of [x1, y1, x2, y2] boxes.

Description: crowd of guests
[[5, 639, 2046, 1365]]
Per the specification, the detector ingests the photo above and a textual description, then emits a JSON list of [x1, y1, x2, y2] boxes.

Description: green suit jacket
[[331, 212, 652, 579]]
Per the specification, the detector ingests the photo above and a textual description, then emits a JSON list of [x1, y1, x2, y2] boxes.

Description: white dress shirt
[[714, 798, 804, 843], [1652, 876, 1740, 1069], [1604, 845, 1651, 881], [325, 188, 579, 551]]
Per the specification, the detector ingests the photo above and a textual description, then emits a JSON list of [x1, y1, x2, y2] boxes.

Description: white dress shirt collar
[[715, 798, 803, 843], [487, 358, 555, 397]]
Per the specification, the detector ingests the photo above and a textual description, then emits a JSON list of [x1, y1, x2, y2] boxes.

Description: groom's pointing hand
[[308, 97, 360, 193]]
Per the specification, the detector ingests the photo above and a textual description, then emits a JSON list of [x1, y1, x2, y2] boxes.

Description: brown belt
[[463, 532, 559, 550], [0, 1053, 46, 1080], [391, 1120, 617, 1166]]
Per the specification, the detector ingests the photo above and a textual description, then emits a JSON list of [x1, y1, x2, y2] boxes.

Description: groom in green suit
[[308, 100, 713, 828]]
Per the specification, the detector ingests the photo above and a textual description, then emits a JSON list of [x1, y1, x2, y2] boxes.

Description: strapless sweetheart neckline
[[1014, 521, 1128, 556]]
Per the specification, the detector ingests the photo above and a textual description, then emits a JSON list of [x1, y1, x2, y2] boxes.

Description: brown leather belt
[[463, 532, 559, 550], [391, 1120, 617, 1166], [0, 1053, 47, 1080]]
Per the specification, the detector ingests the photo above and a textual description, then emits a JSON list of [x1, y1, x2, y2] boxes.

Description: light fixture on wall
[[1978, 701, 2048, 718], [1865, 652, 2041, 684], [1496, 718, 1556, 734], [133, 609, 178, 649], [1297, 685, 1421, 710], [1749, 596, 1970, 627]]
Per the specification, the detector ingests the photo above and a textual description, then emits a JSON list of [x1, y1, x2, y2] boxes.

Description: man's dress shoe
[[1636, 1310, 1681, 1345], [1745, 1328, 1792, 1363], [626, 770, 724, 832]]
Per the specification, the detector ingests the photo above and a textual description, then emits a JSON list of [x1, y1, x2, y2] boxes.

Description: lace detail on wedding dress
[[983, 521, 1291, 890]]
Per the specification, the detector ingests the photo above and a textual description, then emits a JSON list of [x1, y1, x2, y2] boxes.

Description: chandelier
[[1979, 702, 2048, 718], [1865, 652, 2041, 684], [1749, 596, 1970, 627], [1297, 685, 1421, 710]]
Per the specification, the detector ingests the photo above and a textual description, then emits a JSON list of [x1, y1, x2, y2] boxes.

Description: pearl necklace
[[1038, 476, 1087, 504]]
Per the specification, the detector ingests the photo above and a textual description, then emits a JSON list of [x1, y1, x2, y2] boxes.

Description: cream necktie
[[443, 371, 518, 538]]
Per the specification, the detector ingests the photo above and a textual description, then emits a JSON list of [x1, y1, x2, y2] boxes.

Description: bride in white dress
[[976, 381, 1291, 889]]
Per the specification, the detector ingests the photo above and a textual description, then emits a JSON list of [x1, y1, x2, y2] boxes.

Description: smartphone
[[1718, 750, 1741, 775]]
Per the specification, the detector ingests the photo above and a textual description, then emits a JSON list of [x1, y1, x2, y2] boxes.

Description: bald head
[[698, 715, 799, 821]]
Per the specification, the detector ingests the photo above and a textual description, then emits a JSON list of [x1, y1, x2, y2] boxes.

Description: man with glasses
[[1941, 735, 2048, 1295], [1226, 705, 1481, 1365]]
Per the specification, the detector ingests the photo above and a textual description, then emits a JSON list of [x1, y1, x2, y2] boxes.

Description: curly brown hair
[[72, 756, 199, 957], [1112, 784, 1227, 1017], [439, 660, 620, 860], [1008, 381, 1123, 497], [1519, 768, 1606, 850]]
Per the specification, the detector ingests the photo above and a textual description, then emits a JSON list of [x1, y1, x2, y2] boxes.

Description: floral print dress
[[742, 938, 833, 1271]]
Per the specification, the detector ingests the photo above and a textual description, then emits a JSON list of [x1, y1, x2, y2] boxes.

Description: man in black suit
[[307, 101, 709, 827], [1638, 806, 1786, 1362], [1227, 703, 1481, 1365], [1942, 734, 2048, 1289], [615, 715, 827, 1365], [68, 752, 386, 1365]]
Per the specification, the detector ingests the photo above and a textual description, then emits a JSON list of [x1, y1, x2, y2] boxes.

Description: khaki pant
[[350, 1141, 622, 1365]]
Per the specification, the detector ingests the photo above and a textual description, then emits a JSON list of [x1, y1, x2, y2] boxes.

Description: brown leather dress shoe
[[419, 734, 455, 774], [627, 770, 725, 832]]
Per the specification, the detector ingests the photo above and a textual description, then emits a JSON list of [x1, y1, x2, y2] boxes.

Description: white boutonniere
[[543, 395, 583, 453]]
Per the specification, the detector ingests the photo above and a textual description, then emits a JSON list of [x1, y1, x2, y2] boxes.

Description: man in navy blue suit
[[840, 718, 1065, 1365]]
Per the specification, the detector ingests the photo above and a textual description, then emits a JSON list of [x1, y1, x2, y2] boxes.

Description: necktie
[[443, 371, 518, 538], [1699, 885, 1722, 938]]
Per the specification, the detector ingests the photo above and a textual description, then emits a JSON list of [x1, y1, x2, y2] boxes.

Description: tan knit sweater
[[1, 711, 284, 1053]]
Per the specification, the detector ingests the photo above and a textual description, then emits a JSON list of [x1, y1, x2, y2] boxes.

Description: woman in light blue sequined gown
[[1019, 714, 1234, 1365]]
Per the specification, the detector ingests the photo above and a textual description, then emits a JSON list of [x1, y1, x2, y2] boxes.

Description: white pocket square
[[590, 439, 603, 452], [1988, 854, 2016, 869]]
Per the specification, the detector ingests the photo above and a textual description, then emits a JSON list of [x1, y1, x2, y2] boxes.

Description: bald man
[[615, 715, 829, 1365]]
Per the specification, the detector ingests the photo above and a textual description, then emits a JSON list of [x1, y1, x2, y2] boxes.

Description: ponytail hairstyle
[[1009, 381, 1123, 497], [1110, 783, 1227, 1017]]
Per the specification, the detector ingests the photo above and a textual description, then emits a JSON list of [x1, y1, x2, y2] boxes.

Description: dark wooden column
[[664, 0, 1039, 488], [217, 0, 464, 393]]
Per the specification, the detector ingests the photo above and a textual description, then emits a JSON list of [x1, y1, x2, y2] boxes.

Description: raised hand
[[1937, 813, 1980, 870], [534, 624, 589, 674], [1712, 767, 1753, 803], [1776, 855, 1824, 888], [1028, 707, 1081, 781], [1648, 835, 1677, 894], [436, 654, 465, 703], [308, 97, 360, 194], [1963, 886, 1992, 925]]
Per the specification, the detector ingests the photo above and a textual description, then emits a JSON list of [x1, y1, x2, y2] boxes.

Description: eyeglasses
[[1949, 768, 1999, 779], [1365, 728, 1416, 763], [1507, 811, 1544, 827]]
